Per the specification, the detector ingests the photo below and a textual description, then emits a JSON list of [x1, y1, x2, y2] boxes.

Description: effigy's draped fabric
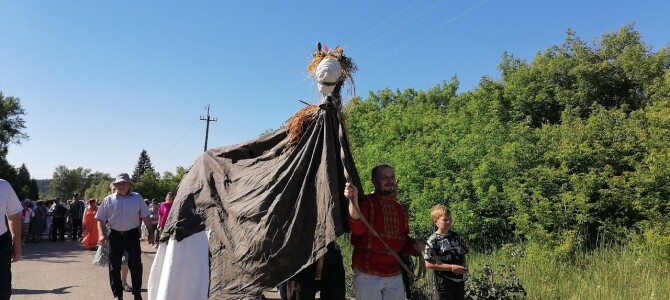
[[159, 105, 362, 299]]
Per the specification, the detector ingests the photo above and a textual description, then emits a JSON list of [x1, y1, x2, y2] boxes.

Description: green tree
[[500, 25, 669, 250], [132, 149, 156, 182], [49, 166, 110, 200], [160, 166, 188, 195], [0, 157, 17, 184], [0, 160, 38, 201], [133, 173, 161, 201], [14, 163, 38, 200], [84, 178, 114, 201], [0, 91, 28, 156], [345, 25, 670, 253], [134, 166, 187, 201], [0, 91, 28, 187], [631, 97, 670, 229]]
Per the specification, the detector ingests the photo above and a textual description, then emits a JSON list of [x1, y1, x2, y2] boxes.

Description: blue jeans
[[353, 270, 405, 300]]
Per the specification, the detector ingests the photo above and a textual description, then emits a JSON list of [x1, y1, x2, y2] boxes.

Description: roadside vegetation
[[343, 25, 670, 299]]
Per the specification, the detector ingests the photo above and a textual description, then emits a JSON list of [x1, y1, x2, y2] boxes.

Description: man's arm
[[423, 245, 468, 274], [97, 219, 107, 245], [401, 237, 426, 256], [7, 213, 21, 262], [344, 183, 372, 236], [344, 183, 360, 220], [424, 259, 468, 274]]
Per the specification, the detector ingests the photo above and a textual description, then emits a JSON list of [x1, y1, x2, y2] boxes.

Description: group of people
[[276, 164, 469, 300], [140, 198, 167, 249], [0, 173, 176, 300], [14, 194, 97, 245]]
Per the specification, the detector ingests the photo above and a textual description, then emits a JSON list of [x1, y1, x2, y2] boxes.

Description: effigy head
[[314, 57, 342, 95], [307, 42, 357, 97]]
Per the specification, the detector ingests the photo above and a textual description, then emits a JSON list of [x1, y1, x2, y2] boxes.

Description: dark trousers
[[433, 275, 465, 300], [147, 224, 158, 244], [50, 217, 65, 241], [0, 231, 12, 300], [278, 282, 288, 300], [108, 228, 143, 298], [285, 244, 346, 300], [70, 218, 82, 240]]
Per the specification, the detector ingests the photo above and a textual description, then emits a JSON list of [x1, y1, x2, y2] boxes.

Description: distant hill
[[36, 179, 51, 197]]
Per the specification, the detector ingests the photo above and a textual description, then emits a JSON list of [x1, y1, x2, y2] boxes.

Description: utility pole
[[200, 105, 217, 152]]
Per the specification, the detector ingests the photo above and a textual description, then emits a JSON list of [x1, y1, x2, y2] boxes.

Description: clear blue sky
[[1, 0, 668, 179]]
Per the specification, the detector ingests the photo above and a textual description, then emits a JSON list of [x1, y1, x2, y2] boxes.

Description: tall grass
[[338, 235, 355, 298], [467, 242, 670, 300], [338, 236, 670, 299]]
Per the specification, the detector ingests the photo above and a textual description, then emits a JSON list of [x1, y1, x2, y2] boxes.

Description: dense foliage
[[40, 149, 183, 201], [132, 166, 186, 201], [130, 149, 185, 201], [345, 25, 670, 253], [0, 91, 36, 199], [47, 163, 185, 202], [0, 91, 28, 157], [48, 166, 111, 200]]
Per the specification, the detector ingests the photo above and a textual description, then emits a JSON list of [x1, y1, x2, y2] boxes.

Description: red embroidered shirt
[[348, 192, 418, 277]]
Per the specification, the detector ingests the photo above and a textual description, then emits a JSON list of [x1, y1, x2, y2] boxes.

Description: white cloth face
[[315, 57, 342, 95]]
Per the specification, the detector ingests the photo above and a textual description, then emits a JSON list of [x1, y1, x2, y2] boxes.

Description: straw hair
[[285, 105, 320, 148]]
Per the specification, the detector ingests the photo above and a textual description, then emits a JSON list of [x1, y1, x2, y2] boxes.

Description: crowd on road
[[17, 194, 89, 245], [1, 176, 175, 300], [15, 193, 170, 250]]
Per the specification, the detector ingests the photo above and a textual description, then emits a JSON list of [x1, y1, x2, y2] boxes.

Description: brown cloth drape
[[160, 102, 362, 299]]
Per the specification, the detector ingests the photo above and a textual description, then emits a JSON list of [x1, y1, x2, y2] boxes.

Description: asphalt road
[[11, 238, 157, 300]]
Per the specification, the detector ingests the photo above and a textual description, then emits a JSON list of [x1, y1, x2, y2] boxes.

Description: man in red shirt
[[344, 164, 424, 300]]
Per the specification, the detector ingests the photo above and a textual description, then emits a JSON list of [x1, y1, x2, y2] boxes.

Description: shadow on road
[[21, 240, 88, 261], [13, 286, 76, 295], [13, 237, 157, 299]]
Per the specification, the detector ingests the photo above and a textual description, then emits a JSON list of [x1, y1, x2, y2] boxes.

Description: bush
[[465, 264, 527, 300], [630, 225, 670, 261]]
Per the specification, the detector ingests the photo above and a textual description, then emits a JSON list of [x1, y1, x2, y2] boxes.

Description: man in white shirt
[[96, 173, 153, 300], [0, 179, 23, 299]]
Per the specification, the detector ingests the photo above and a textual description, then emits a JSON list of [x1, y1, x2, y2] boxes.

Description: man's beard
[[378, 185, 396, 196]]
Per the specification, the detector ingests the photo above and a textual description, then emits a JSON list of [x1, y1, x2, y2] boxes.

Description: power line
[[362, 0, 491, 67], [360, 0, 447, 51], [345, 0, 424, 47]]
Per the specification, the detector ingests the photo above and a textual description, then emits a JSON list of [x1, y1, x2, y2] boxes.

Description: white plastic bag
[[140, 223, 147, 240], [93, 243, 109, 267]]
